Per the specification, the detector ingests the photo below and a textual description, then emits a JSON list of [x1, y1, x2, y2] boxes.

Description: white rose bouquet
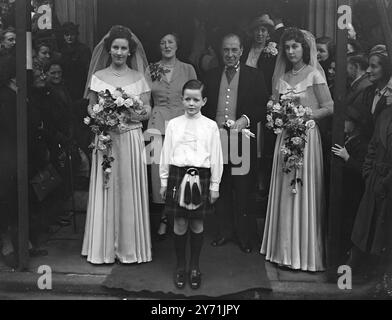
[[84, 88, 145, 187], [266, 89, 314, 193]]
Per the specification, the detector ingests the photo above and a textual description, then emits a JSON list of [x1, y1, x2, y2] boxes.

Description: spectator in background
[[316, 37, 335, 86], [331, 105, 369, 262], [346, 54, 372, 107], [59, 22, 91, 101], [0, 56, 48, 268], [0, 27, 16, 56], [0, 55, 18, 268], [350, 106, 392, 297], [33, 40, 51, 79], [355, 45, 392, 140]]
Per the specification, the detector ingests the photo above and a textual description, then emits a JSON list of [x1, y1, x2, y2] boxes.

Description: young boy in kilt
[[160, 79, 223, 289]]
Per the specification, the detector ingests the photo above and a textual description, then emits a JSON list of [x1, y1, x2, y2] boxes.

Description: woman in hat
[[241, 14, 278, 198], [331, 105, 369, 261], [242, 14, 277, 94], [350, 105, 392, 297], [60, 22, 91, 100]]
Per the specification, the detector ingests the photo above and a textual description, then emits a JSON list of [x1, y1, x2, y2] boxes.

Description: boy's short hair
[[182, 79, 206, 98]]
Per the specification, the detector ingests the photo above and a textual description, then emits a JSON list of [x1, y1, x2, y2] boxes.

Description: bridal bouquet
[[266, 89, 315, 193], [84, 88, 145, 187]]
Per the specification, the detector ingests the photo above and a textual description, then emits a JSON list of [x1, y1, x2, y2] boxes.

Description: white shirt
[[245, 47, 263, 69], [160, 112, 224, 191]]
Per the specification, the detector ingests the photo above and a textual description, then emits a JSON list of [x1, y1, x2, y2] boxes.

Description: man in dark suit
[[203, 33, 269, 253], [346, 54, 372, 108]]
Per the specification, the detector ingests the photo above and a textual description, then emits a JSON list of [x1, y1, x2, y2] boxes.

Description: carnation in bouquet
[[84, 88, 145, 187], [266, 89, 315, 193]]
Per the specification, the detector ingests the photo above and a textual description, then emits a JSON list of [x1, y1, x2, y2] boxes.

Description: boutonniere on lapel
[[262, 42, 278, 58], [148, 63, 170, 82], [223, 119, 255, 139]]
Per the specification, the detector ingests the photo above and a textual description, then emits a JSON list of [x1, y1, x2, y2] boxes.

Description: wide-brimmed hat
[[248, 14, 275, 33], [62, 22, 79, 35]]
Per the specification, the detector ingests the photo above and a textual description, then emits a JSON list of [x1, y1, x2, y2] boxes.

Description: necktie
[[225, 66, 236, 84]]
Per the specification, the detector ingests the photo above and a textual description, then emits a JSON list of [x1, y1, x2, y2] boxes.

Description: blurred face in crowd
[[64, 32, 77, 45], [110, 38, 129, 67], [344, 120, 355, 134], [2, 32, 16, 49], [253, 26, 269, 46], [37, 45, 51, 64], [221, 35, 243, 68], [33, 69, 46, 88], [347, 62, 358, 81], [182, 88, 206, 118], [367, 55, 384, 83], [46, 64, 62, 85], [284, 39, 304, 65], [328, 61, 336, 83], [316, 43, 329, 62], [160, 34, 178, 60]]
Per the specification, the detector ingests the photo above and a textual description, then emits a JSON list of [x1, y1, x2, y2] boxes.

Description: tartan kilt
[[164, 165, 213, 219]]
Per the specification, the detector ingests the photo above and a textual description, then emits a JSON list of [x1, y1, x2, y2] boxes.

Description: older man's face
[[221, 36, 243, 68]]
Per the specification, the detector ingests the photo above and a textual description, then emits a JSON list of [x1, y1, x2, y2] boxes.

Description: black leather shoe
[[189, 269, 202, 290], [239, 242, 252, 254], [174, 269, 186, 289], [211, 237, 230, 247]]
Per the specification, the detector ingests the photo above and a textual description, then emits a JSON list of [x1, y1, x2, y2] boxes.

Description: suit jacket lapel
[[210, 67, 224, 115]]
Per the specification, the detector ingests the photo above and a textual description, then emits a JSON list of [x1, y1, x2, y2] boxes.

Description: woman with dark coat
[[350, 107, 392, 296], [241, 14, 278, 197]]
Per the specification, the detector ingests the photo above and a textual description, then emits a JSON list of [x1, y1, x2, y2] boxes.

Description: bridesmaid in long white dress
[[261, 28, 334, 272], [82, 26, 152, 264]]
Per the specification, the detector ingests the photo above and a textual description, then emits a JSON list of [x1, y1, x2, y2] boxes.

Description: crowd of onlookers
[[0, 4, 92, 268]]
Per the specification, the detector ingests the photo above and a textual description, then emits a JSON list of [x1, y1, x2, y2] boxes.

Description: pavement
[[0, 191, 382, 300]]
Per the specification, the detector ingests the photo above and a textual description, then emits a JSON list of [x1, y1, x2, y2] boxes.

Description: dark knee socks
[[190, 230, 204, 271], [174, 233, 187, 270]]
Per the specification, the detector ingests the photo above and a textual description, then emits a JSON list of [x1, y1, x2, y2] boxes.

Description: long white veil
[[271, 28, 326, 100], [84, 25, 149, 98]]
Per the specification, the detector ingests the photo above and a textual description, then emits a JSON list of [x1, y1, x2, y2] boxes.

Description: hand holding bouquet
[[266, 89, 315, 193], [84, 88, 145, 187]]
